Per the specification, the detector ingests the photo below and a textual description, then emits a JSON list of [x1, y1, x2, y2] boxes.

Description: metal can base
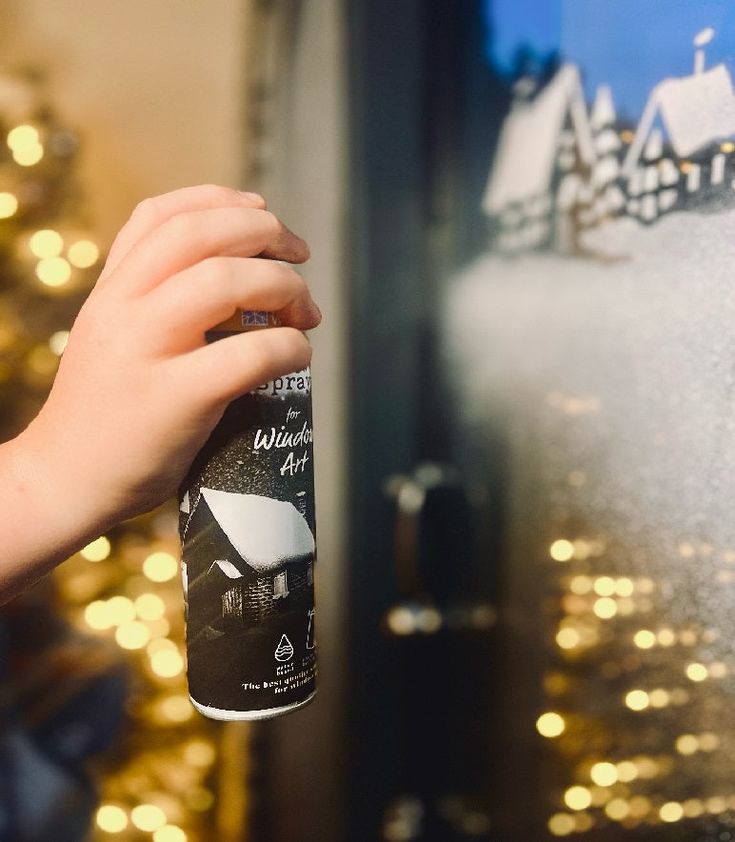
[[189, 689, 317, 721]]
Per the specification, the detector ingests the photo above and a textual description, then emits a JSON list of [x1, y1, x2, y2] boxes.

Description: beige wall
[[1, 0, 246, 243]]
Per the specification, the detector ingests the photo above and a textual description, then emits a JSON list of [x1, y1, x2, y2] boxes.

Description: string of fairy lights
[[0, 72, 223, 841]]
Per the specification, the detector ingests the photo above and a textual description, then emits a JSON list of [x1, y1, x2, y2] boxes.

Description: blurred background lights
[[96, 804, 128, 833], [659, 801, 684, 822], [593, 576, 615, 596], [36, 256, 71, 286], [143, 551, 179, 582], [556, 627, 581, 650], [548, 813, 576, 836], [593, 597, 617, 619], [590, 762, 618, 787], [7, 123, 39, 149], [30, 228, 63, 258], [604, 798, 630, 821], [676, 734, 699, 755], [550, 539, 575, 562], [150, 647, 184, 678], [131, 804, 167, 832], [184, 739, 216, 768], [616, 760, 638, 782], [135, 592, 166, 621], [564, 786, 592, 810], [67, 238, 99, 267], [686, 662, 708, 682], [633, 629, 656, 649], [115, 620, 150, 650], [48, 330, 70, 355], [153, 826, 188, 842], [80, 535, 111, 561], [84, 599, 113, 631], [106, 595, 136, 625], [0, 192, 18, 218], [160, 694, 194, 722], [536, 711, 566, 738], [625, 689, 650, 711]]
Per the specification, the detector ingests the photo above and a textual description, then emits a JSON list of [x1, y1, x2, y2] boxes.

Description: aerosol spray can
[[179, 309, 317, 720]]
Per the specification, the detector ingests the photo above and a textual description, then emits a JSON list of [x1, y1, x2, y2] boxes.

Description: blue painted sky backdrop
[[485, 0, 735, 119]]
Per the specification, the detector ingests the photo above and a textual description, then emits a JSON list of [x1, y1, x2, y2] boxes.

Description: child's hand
[[2, 185, 320, 596]]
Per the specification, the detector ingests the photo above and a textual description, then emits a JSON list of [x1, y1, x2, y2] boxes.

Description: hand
[[2, 184, 320, 596]]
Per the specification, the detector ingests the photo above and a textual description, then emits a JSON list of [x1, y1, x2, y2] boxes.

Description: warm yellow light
[[676, 734, 699, 755], [96, 804, 128, 833], [593, 597, 617, 619], [556, 628, 581, 650], [706, 796, 727, 814], [80, 536, 111, 562], [659, 802, 684, 823], [131, 804, 166, 832], [619, 129, 635, 143], [593, 576, 616, 596], [115, 620, 150, 650], [614, 577, 634, 597], [657, 627, 676, 646], [135, 593, 166, 621], [150, 648, 184, 678], [0, 192, 18, 218], [569, 575, 592, 595], [536, 711, 566, 738], [605, 798, 630, 820], [147, 637, 177, 656], [184, 739, 216, 767], [30, 229, 63, 258], [709, 661, 727, 678], [625, 689, 650, 711], [48, 330, 70, 356], [648, 688, 670, 708], [633, 629, 656, 649], [590, 762, 618, 787], [36, 256, 71, 287], [549, 539, 574, 562], [686, 662, 708, 682], [153, 826, 187, 842], [84, 600, 113, 631], [634, 756, 659, 779], [616, 761, 638, 782], [143, 551, 179, 582], [683, 798, 704, 818], [548, 813, 576, 836], [628, 796, 651, 818], [106, 595, 136, 625], [721, 141, 735, 153], [68, 239, 100, 268], [160, 694, 194, 722], [13, 142, 44, 166], [699, 732, 720, 751], [7, 124, 39, 149], [187, 788, 214, 811], [564, 786, 592, 811]]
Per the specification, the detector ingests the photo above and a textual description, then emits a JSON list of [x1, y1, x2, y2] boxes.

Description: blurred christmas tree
[[0, 69, 224, 842]]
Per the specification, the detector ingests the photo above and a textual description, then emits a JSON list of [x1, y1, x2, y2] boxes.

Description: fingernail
[[239, 191, 264, 203]]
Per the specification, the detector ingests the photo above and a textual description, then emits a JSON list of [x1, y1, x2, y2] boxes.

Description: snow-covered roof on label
[[482, 64, 595, 214], [201, 488, 315, 574], [623, 64, 735, 172]]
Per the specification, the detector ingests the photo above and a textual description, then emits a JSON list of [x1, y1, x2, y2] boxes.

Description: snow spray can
[[179, 309, 317, 720]]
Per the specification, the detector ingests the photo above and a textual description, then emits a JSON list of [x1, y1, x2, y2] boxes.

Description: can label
[[179, 339, 317, 715]]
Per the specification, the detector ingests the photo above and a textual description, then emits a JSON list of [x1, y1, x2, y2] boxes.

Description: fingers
[[142, 257, 321, 352], [101, 184, 268, 281], [110, 206, 310, 296], [174, 327, 313, 406]]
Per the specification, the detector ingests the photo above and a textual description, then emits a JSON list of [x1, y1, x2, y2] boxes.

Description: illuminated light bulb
[[36, 256, 71, 286], [659, 802, 683, 823], [709, 661, 727, 678], [593, 597, 617, 619], [48, 330, 70, 356], [536, 712, 565, 738], [648, 689, 670, 708], [96, 804, 128, 833], [184, 739, 216, 767], [0, 192, 18, 218], [150, 648, 184, 678], [548, 813, 576, 837], [625, 689, 650, 711], [115, 620, 150, 650], [657, 627, 675, 646], [153, 826, 187, 842], [556, 627, 581, 650], [605, 798, 630, 821], [634, 629, 656, 649], [614, 577, 634, 597], [564, 786, 592, 811], [106, 595, 136, 625], [683, 798, 704, 818], [30, 229, 63, 258], [160, 694, 193, 722], [131, 804, 166, 832], [549, 539, 574, 562], [67, 239, 99, 268], [686, 662, 708, 682], [590, 762, 618, 787], [80, 536, 111, 562], [699, 732, 719, 751], [7, 124, 39, 149], [84, 600, 113, 631], [135, 592, 166, 621], [593, 576, 616, 597], [143, 551, 178, 582], [616, 761, 638, 783], [13, 142, 43, 166], [706, 796, 727, 815], [675, 734, 699, 755], [569, 575, 592, 595]]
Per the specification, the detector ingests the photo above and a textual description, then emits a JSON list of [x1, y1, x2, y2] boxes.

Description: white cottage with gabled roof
[[482, 64, 596, 253]]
